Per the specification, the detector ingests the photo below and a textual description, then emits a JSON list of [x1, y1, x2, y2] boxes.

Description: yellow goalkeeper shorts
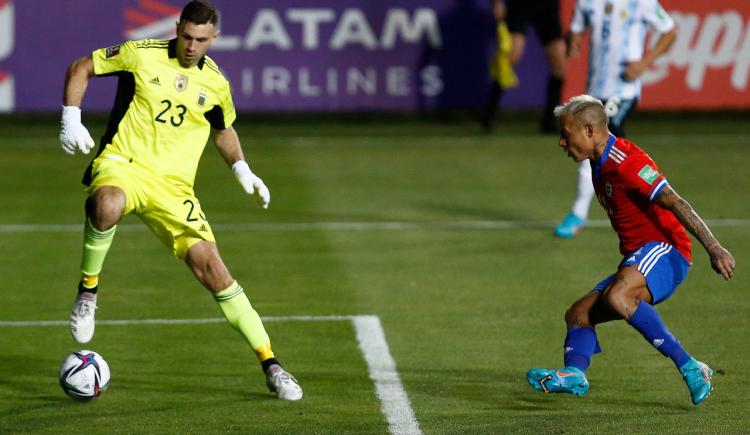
[[87, 152, 216, 259]]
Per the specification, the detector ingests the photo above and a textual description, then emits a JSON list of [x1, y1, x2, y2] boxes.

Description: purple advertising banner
[[0, 0, 551, 112]]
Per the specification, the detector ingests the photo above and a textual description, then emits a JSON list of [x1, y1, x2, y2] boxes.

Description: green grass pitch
[[0, 113, 748, 434]]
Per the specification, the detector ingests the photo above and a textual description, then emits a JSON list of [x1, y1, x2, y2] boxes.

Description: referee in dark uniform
[[481, 0, 567, 133]]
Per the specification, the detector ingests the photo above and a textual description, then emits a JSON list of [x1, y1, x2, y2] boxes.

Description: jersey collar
[[592, 134, 616, 181], [168, 38, 206, 70]]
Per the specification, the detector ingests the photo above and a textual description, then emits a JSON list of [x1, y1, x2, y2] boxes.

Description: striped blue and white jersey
[[570, 0, 674, 100]]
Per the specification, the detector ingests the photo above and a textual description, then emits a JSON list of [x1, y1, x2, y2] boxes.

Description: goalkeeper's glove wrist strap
[[62, 105, 82, 123], [232, 160, 253, 178]]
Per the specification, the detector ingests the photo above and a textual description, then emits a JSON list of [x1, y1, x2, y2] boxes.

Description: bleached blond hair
[[553, 94, 608, 128]]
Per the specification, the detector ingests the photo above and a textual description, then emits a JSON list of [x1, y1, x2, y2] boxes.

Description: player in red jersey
[[526, 95, 735, 405]]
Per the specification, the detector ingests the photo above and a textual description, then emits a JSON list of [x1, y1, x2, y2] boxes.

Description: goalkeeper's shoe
[[526, 367, 589, 396], [679, 358, 713, 405], [70, 291, 97, 344], [265, 364, 303, 401]]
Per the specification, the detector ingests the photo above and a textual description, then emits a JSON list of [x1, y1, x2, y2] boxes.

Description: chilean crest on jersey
[[175, 74, 188, 92], [638, 165, 659, 185], [606, 182, 613, 197]]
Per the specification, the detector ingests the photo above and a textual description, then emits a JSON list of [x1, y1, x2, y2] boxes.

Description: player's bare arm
[[213, 126, 271, 209], [212, 126, 245, 165], [656, 185, 736, 280], [60, 54, 96, 155], [624, 28, 677, 81], [63, 55, 95, 107]]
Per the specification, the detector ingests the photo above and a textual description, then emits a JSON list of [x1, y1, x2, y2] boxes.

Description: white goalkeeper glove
[[232, 160, 271, 209], [60, 105, 95, 155]]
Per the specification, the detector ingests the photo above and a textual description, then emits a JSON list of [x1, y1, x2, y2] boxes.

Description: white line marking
[[353, 315, 422, 435], [0, 315, 421, 435], [1, 218, 748, 233]]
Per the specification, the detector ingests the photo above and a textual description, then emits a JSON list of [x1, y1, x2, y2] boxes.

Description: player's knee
[[564, 304, 587, 327], [601, 287, 633, 317], [87, 187, 125, 229]]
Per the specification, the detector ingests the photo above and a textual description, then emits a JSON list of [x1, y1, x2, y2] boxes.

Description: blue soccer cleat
[[526, 367, 590, 396], [679, 358, 713, 405], [554, 213, 586, 239]]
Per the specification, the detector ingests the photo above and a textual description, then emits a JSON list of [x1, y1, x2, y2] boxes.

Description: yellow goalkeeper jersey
[[88, 39, 236, 187]]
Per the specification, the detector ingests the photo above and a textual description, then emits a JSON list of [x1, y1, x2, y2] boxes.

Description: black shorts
[[505, 0, 563, 44]]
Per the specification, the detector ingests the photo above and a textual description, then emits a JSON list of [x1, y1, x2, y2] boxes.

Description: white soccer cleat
[[265, 364, 303, 401], [70, 292, 97, 344]]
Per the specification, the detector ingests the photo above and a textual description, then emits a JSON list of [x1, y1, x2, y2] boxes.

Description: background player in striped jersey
[[527, 95, 735, 405], [554, 0, 677, 238], [59, 0, 302, 400]]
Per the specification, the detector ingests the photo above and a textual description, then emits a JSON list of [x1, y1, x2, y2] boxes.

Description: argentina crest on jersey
[[175, 74, 188, 92]]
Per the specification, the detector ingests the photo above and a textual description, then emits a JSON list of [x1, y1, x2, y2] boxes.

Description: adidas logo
[[199, 224, 207, 232], [149, 77, 161, 86], [564, 346, 573, 353], [652, 339, 664, 348]]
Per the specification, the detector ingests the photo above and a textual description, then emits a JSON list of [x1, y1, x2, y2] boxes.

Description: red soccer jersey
[[592, 135, 692, 262]]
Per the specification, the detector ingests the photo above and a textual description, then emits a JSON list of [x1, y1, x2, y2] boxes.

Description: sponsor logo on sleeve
[[105, 45, 121, 58], [638, 165, 660, 185]]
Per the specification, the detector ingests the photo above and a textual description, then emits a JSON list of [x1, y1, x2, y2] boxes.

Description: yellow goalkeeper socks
[[215, 281, 275, 361], [80, 218, 116, 278], [79, 218, 116, 292]]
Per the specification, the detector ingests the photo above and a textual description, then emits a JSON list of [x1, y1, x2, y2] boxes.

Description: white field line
[[0, 315, 421, 435], [353, 315, 422, 435], [1, 218, 749, 233]]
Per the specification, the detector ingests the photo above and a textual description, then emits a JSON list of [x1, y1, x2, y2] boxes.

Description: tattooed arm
[[655, 185, 736, 280]]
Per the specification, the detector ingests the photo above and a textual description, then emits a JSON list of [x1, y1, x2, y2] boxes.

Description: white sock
[[571, 160, 595, 219]]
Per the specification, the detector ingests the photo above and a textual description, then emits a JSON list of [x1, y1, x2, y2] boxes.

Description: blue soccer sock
[[628, 301, 691, 368], [563, 327, 598, 372]]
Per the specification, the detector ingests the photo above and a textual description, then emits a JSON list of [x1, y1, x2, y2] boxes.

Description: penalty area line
[[0, 314, 421, 435]]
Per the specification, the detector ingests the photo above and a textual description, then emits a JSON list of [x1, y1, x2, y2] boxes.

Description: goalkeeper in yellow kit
[[59, 0, 302, 401]]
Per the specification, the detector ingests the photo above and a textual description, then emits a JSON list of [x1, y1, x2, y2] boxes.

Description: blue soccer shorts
[[593, 241, 691, 304]]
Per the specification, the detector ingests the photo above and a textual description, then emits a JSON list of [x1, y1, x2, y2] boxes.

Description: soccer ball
[[59, 350, 110, 401]]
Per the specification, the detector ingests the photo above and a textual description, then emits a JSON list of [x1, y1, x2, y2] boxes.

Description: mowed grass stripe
[[1, 218, 748, 233], [5, 132, 749, 149]]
